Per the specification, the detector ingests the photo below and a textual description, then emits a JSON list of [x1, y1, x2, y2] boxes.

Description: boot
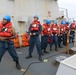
[[15, 60, 21, 70], [72, 40, 74, 43], [41, 52, 44, 56], [26, 53, 32, 59], [69, 41, 71, 43], [50, 47, 52, 51], [58, 44, 63, 48], [63, 43, 66, 46], [55, 46, 58, 51], [43, 49, 49, 53], [59, 46, 63, 48], [41, 49, 44, 56], [39, 54, 42, 61]]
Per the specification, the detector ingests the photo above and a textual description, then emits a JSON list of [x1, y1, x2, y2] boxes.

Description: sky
[[58, 0, 76, 20]]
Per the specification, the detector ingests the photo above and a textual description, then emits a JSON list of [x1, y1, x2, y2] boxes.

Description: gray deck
[[0, 43, 74, 75]]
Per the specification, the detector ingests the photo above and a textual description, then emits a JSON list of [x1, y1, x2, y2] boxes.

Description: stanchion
[[66, 31, 69, 54]]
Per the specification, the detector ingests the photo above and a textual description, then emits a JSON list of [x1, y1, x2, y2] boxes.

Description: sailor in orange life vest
[[0, 15, 21, 70], [50, 20, 59, 51], [69, 20, 76, 43], [58, 21, 66, 48], [63, 21, 70, 46], [41, 19, 52, 54], [26, 15, 42, 61]]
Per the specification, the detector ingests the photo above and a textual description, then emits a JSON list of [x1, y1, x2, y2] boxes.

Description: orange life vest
[[0, 22, 12, 37], [30, 21, 40, 31], [42, 24, 52, 35], [51, 24, 59, 34], [71, 22, 76, 29], [65, 24, 70, 31], [60, 24, 65, 34]]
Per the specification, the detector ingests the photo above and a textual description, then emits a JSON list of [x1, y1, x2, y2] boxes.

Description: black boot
[[63, 43, 66, 46], [50, 47, 52, 51], [15, 60, 21, 70], [58, 44, 63, 48], [26, 53, 32, 59], [39, 54, 42, 61], [41, 49, 44, 56], [72, 40, 74, 43], [44, 49, 49, 53], [41, 52, 44, 56], [55, 46, 58, 51], [69, 41, 71, 43]]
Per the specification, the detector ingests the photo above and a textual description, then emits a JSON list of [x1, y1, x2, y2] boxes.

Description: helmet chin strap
[[2, 21, 10, 26]]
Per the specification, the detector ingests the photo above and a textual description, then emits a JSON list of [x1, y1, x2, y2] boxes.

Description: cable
[[23, 51, 65, 75], [45, 51, 65, 59], [23, 62, 42, 75]]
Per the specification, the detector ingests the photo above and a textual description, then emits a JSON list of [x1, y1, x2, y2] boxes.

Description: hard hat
[[61, 21, 66, 25], [3, 15, 11, 21], [66, 21, 70, 25], [54, 20, 57, 24], [73, 20, 76, 22], [46, 19, 51, 25], [34, 15, 39, 19]]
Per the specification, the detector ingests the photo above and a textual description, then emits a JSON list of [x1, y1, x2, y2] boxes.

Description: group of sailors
[[26, 15, 76, 61]]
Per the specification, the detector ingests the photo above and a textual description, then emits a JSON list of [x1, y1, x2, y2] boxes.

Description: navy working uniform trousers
[[50, 35, 58, 47], [58, 34, 63, 46], [29, 35, 41, 54], [41, 35, 48, 50], [28, 24, 42, 54], [69, 30, 75, 42], [0, 40, 18, 62], [63, 33, 67, 45]]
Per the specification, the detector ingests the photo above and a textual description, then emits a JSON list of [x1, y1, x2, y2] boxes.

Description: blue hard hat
[[46, 19, 51, 25], [34, 15, 39, 19], [3, 15, 11, 21], [61, 21, 66, 25], [73, 20, 76, 22], [66, 21, 70, 25], [54, 20, 57, 23]]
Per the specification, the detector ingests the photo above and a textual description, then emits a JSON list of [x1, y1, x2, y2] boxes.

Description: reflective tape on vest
[[67, 26, 69, 28], [61, 29, 64, 31], [32, 24, 37, 27], [53, 28, 57, 30], [48, 28, 50, 31]]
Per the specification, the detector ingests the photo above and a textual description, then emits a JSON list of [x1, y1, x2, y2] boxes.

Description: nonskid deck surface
[[0, 43, 73, 75]]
